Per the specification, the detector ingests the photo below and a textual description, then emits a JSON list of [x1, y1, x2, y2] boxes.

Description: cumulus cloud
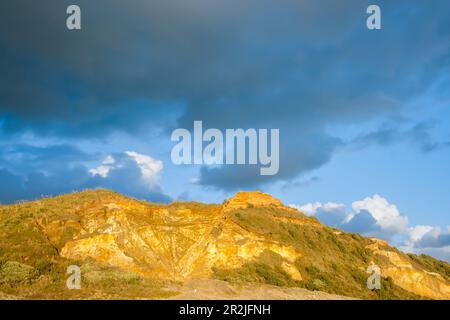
[[408, 226, 450, 248], [407, 225, 436, 244], [350, 195, 408, 236], [291, 202, 344, 216], [400, 226, 450, 262], [290, 202, 347, 227], [292, 196, 449, 261], [124, 151, 163, 188], [0, 145, 170, 204], [89, 151, 164, 197], [89, 155, 117, 178], [342, 210, 382, 236], [292, 195, 408, 240]]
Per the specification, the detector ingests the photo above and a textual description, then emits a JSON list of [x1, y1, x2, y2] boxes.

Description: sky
[[0, 0, 449, 260]]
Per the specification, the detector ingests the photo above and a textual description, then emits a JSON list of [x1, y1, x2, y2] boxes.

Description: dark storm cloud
[[198, 127, 341, 190], [1, 0, 450, 192], [0, 144, 93, 166]]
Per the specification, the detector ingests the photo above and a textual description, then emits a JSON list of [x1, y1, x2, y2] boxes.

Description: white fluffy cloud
[[289, 202, 347, 227], [87, 151, 170, 203], [400, 226, 450, 261], [407, 225, 450, 248], [89, 155, 117, 178], [292, 195, 408, 239], [407, 225, 436, 243], [124, 151, 163, 188], [292, 195, 449, 262], [291, 202, 345, 217], [350, 195, 408, 235], [90, 151, 163, 190]]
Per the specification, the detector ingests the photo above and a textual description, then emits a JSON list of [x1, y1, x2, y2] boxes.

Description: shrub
[[0, 261, 38, 286], [213, 262, 300, 287]]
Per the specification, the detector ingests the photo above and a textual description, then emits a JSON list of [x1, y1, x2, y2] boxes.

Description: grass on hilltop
[[0, 190, 177, 299]]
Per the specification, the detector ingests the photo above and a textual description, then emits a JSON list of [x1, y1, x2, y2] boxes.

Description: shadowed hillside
[[0, 189, 449, 299]]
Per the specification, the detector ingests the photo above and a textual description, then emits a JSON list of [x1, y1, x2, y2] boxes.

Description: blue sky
[[0, 0, 449, 260]]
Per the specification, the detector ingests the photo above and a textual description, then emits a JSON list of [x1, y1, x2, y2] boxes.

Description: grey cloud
[[281, 176, 320, 191], [341, 210, 382, 236], [1, 0, 450, 190], [408, 231, 450, 262], [415, 232, 450, 249], [0, 144, 171, 204], [2, 0, 449, 133], [351, 121, 449, 153], [409, 122, 442, 153], [0, 169, 26, 203], [197, 128, 341, 190], [314, 207, 347, 228], [410, 248, 450, 263]]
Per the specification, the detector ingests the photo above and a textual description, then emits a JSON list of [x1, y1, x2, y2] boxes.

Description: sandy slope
[[169, 279, 354, 300]]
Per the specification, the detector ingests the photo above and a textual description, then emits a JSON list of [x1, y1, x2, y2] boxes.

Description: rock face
[[53, 191, 302, 281], [1, 189, 449, 300], [222, 191, 285, 212], [366, 238, 450, 299]]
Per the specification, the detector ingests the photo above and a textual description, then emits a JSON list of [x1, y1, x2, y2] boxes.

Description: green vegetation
[[0, 261, 38, 286], [408, 253, 450, 280], [225, 207, 424, 299], [0, 189, 448, 300], [81, 262, 142, 287], [214, 262, 301, 287], [0, 190, 177, 299], [214, 250, 301, 287]]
